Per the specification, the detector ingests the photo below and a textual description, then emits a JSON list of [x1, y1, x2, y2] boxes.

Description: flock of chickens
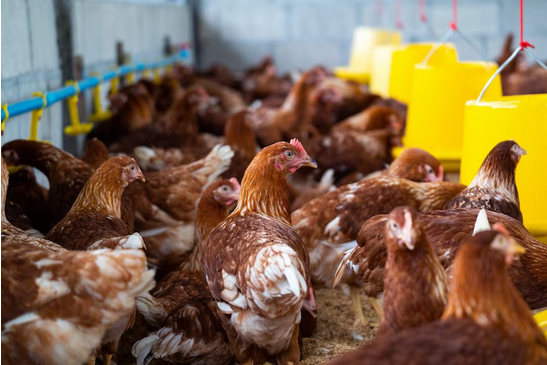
[[2, 42, 547, 365]]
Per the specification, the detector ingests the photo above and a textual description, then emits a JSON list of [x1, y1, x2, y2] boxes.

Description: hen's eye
[[130, 165, 136, 171], [427, 166, 433, 174], [392, 222, 398, 230], [222, 186, 229, 192], [285, 151, 295, 158]]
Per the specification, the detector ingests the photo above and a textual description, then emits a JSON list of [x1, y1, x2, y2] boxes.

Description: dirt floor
[[300, 286, 378, 364]]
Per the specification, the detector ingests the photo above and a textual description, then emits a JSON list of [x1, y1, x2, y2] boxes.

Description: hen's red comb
[[290, 138, 306, 154], [229, 177, 241, 190], [493, 223, 510, 236]]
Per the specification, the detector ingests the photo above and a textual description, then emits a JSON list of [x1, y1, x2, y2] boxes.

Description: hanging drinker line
[[477, 0, 547, 101]]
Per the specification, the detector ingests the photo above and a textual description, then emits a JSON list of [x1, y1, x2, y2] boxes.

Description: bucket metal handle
[[420, 28, 486, 67], [477, 47, 547, 102]]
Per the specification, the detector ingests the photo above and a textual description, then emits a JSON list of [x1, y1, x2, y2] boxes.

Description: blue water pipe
[[1, 53, 184, 123]]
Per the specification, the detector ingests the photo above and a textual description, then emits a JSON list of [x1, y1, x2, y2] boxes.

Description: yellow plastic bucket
[[395, 60, 502, 171], [461, 94, 547, 236], [370, 43, 458, 104], [335, 27, 401, 84], [534, 309, 547, 339]]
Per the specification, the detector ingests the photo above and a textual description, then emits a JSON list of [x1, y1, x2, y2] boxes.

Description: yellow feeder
[[395, 60, 502, 171], [334, 27, 401, 84], [535, 309, 547, 339], [370, 43, 458, 104], [461, 94, 547, 236]]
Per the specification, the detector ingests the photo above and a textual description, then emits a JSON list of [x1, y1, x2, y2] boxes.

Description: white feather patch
[[473, 209, 491, 235]]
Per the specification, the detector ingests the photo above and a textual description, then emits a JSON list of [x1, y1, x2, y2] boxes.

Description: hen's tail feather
[[136, 293, 166, 327], [192, 144, 234, 184], [333, 245, 358, 288], [88, 233, 145, 250], [132, 334, 159, 365], [318, 169, 335, 191], [133, 146, 160, 171]]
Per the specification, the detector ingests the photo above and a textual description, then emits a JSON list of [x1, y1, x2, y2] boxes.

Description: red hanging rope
[[519, 0, 534, 49], [449, 0, 457, 30], [376, 0, 383, 15], [396, 0, 404, 29], [419, 0, 427, 22]]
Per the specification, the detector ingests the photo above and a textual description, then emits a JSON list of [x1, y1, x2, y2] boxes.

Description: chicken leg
[[369, 296, 383, 320], [277, 324, 301, 365], [102, 353, 113, 365], [350, 286, 369, 328], [350, 286, 380, 331]]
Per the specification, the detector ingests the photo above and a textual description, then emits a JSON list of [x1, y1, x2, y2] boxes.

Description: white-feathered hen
[[200, 139, 317, 365]]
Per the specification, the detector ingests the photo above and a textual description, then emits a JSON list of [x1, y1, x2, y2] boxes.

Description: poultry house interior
[[1, 0, 547, 364]]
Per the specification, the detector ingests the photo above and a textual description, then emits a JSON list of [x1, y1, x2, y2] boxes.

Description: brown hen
[[445, 140, 525, 222], [132, 179, 240, 365], [46, 156, 144, 250], [6, 165, 49, 234], [348, 209, 547, 311], [2, 140, 94, 231], [1, 157, 155, 365], [125, 145, 234, 269], [293, 175, 463, 330], [326, 229, 547, 365], [201, 139, 316, 365], [377, 206, 448, 337]]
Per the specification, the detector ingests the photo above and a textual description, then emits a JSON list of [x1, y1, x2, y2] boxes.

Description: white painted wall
[[195, 0, 547, 72]]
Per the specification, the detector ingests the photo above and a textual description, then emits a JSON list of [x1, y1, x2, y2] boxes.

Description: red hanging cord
[[376, 0, 383, 15], [449, 0, 457, 30], [519, 0, 534, 49], [396, 0, 404, 29], [419, 0, 427, 22]]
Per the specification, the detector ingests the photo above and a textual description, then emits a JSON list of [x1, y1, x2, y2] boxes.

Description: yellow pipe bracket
[[63, 81, 94, 136], [1, 104, 9, 135], [30, 92, 47, 141], [126, 72, 136, 84], [154, 68, 162, 84], [88, 73, 112, 123], [110, 74, 120, 96]]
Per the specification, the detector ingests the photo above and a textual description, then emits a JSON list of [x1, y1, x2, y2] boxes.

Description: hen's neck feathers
[[282, 75, 308, 114], [468, 149, 519, 205], [408, 180, 465, 210], [386, 229, 449, 304], [190, 197, 231, 270], [231, 156, 291, 225], [69, 165, 127, 217], [14, 142, 80, 176], [1, 162, 8, 223], [443, 239, 544, 345]]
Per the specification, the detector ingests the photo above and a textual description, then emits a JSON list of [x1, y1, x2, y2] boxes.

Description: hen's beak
[[299, 155, 318, 169], [510, 240, 526, 255], [131, 168, 145, 182], [400, 210, 415, 250], [136, 171, 145, 182]]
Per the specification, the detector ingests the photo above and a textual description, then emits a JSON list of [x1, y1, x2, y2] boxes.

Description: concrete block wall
[[1, 0, 64, 148], [1, 0, 193, 153], [196, 0, 547, 73], [73, 0, 193, 74]]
